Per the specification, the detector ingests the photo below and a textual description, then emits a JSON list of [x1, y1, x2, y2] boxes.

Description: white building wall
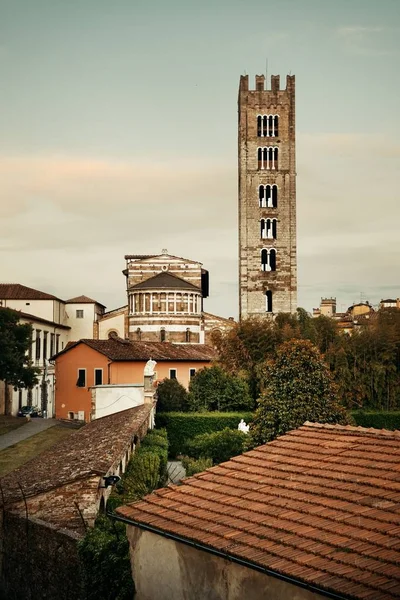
[[98, 313, 125, 339], [11, 318, 69, 417], [91, 384, 144, 420], [66, 303, 96, 340], [0, 299, 55, 322]]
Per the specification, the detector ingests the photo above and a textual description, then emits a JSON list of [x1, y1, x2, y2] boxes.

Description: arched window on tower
[[258, 147, 278, 170], [160, 328, 166, 342], [259, 184, 278, 208], [260, 218, 277, 239], [136, 327, 142, 341], [265, 291, 273, 313], [185, 328, 191, 343], [257, 115, 279, 137], [261, 248, 277, 272]]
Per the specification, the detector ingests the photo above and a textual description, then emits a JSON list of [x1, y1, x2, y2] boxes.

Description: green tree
[[250, 339, 350, 446], [156, 377, 189, 412], [0, 308, 39, 413], [186, 428, 247, 464], [188, 366, 254, 412]]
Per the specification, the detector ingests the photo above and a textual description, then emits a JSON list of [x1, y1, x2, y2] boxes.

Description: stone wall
[[238, 74, 297, 318], [0, 513, 82, 600], [127, 528, 325, 600]]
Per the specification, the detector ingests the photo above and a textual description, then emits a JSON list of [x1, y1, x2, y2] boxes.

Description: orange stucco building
[[53, 338, 216, 422]]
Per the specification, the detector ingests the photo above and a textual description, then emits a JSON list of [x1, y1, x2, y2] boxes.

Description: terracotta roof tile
[[54, 337, 216, 362], [117, 423, 400, 600], [128, 271, 201, 292], [65, 294, 106, 306], [0, 283, 61, 301]]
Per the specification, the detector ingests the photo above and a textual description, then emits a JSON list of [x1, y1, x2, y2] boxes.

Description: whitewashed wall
[[91, 384, 144, 420]]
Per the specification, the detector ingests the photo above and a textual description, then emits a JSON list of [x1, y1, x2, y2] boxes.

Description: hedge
[[351, 411, 400, 431], [156, 412, 253, 457]]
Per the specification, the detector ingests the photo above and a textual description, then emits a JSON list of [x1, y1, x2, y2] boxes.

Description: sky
[[0, 0, 399, 318]]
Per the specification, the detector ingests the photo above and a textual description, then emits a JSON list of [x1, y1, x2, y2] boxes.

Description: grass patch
[[0, 426, 76, 477], [0, 416, 26, 436]]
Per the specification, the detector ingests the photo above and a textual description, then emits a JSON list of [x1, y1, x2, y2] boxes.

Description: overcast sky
[[1, 0, 399, 318]]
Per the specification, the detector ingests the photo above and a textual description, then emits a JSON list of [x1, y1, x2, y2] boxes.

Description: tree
[[156, 378, 189, 412], [250, 339, 350, 446], [0, 308, 39, 413], [188, 366, 254, 412]]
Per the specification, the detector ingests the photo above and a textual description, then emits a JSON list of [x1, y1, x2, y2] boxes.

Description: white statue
[[238, 419, 249, 434], [144, 358, 157, 377]]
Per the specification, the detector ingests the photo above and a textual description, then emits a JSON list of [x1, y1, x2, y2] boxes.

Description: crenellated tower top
[[239, 74, 295, 93]]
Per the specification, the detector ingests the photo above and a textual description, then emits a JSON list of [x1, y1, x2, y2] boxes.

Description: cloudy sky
[[1, 0, 399, 318]]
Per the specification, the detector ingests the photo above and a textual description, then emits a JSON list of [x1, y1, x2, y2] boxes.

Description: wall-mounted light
[[99, 475, 121, 489]]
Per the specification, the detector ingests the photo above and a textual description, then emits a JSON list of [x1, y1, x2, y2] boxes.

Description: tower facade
[[238, 74, 297, 318]]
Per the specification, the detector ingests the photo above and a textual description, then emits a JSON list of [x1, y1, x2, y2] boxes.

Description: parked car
[[17, 406, 42, 418]]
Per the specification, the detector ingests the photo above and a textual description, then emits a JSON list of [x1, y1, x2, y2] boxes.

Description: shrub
[[186, 428, 247, 464], [180, 455, 213, 476], [156, 412, 254, 457], [156, 378, 189, 412], [78, 515, 134, 600], [351, 411, 400, 431]]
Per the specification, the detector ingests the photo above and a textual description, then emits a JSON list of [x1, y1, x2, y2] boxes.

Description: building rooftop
[[1, 404, 152, 506], [128, 272, 201, 292], [118, 422, 400, 600], [2, 308, 71, 330], [65, 294, 106, 307], [54, 337, 216, 362], [0, 283, 62, 302]]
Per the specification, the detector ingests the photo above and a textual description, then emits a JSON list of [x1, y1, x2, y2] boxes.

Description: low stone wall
[[0, 512, 82, 600]]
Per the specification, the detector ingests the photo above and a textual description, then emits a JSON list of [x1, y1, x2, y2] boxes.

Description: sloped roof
[[0, 283, 61, 301], [1, 308, 70, 330], [129, 272, 201, 292], [125, 253, 201, 265], [117, 423, 400, 600], [1, 404, 152, 506], [65, 295, 106, 307], [54, 337, 216, 362]]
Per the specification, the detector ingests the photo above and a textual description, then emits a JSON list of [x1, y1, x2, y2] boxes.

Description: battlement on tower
[[239, 74, 295, 93]]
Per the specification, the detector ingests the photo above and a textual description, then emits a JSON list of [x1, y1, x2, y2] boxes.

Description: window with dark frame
[[50, 333, 55, 357], [76, 310, 84, 318], [77, 369, 86, 387], [94, 369, 103, 386], [55, 334, 60, 354], [189, 368, 196, 379], [43, 331, 48, 361], [265, 291, 273, 313], [35, 330, 41, 361], [169, 369, 177, 379]]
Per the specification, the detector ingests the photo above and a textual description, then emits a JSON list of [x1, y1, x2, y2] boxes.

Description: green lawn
[[0, 416, 26, 436], [0, 426, 77, 477]]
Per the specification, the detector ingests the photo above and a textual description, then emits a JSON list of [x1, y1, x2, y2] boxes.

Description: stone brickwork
[[238, 74, 297, 318], [0, 513, 81, 600]]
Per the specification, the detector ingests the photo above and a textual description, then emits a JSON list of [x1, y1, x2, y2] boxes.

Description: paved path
[[167, 460, 186, 483], [0, 419, 58, 451]]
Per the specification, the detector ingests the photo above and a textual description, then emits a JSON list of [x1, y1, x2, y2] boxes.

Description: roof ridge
[[302, 421, 400, 438]]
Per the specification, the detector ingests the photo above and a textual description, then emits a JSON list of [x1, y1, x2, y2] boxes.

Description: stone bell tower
[[238, 73, 297, 319]]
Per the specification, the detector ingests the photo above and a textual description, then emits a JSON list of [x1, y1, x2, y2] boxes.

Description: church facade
[[238, 74, 297, 318]]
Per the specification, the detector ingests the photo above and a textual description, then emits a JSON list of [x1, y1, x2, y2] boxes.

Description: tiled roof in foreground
[[117, 423, 400, 600]]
